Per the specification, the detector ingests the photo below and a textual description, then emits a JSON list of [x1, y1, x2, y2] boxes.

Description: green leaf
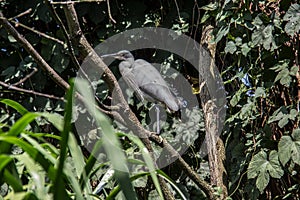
[[215, 25, 230, 43], [254, 87, 266, 98], [13, 153, 50, 200], [38, 112, 64, 132], [53, 79, 74, 200], [278, 116, 289, 128], [268, 106, 297, 128], [283, 3, 300, 36], [248, 150, 284, 193], [248, 151, 267, 179], [3, 170, 23, 192], [0, 155, 13, 173], [268, 151, 284, 179], [278, 129, 300, 166], [241, 43, 251, 56], [7, 35, 17, 43], [271, 60, 291, 87], [225, 41, 237, 54], [22, 134, 85, 200], [0, 99, 29, 115], [75, 78, 137, 200], [230, 85, 246, 107], [252, 15, 277, 50], [201, 2, 218, 11], [201, 11, 211, 24], [0, 112, 40, 154], [119, 132, 163, 199], [290, 65, 298, 76], [255, 167, 269, 194], [8, 113, 39, 136]]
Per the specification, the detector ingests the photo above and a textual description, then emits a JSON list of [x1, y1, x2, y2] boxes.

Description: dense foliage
[[0, 0, 299, 199]]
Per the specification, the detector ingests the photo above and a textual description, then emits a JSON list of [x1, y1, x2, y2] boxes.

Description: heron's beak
[[101, 52, 126, 61], [100, 53, 118, 58]]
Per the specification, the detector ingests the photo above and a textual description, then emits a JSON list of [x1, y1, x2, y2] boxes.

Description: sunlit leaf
[[248, 150, 284, 193], [278, 129, 300, 166], [283, 3, 300, 36], [225, 41, 236, 54]]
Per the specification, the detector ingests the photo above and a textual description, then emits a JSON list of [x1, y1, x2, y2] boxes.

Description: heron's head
[[101, 50, 133, 61]]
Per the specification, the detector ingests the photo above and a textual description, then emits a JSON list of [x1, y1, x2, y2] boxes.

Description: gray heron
[[101, 50, 183, 133]]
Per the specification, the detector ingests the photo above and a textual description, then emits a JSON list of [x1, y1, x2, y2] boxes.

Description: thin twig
[[11, 67, 38, 86], [173, 0, 182, 22], [0, 81, 64, 100], [107, 0, 116, 24], [50, 0, 105, 5], [45, 0, 81, 69], [8, 8, 32, 20], [9, 20, 65, 45]]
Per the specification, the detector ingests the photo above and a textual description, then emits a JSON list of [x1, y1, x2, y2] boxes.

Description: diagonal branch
[[11, 67, 38, 87], [0, 12, 70, 91]]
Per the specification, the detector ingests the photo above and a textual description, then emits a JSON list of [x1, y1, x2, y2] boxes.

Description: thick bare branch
[[200, 25, 227, 199]]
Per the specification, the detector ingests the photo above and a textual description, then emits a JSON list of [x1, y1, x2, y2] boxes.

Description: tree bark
[[199, 25, 228, 199]]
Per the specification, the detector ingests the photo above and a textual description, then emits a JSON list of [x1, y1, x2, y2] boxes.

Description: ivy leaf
[[268, 106, 296, 128], [241, 43, 251, 56], [268, 151, 284, 179], [252, 15, 277, 50], [270, 60, 292, 87], [255, 167, 269, 194], [254, 87, 266, 98], [248, 150, 284, 193], [283, 3, 300, 36], [290, 65, 298, 76], [278, 129, 300, 166], [225, 41, 237, 54]]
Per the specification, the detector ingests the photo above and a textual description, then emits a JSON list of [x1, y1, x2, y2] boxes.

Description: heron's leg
[[155, 105, 160, 134]]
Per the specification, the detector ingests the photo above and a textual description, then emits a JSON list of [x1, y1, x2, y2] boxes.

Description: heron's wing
[[132, 60, 180, 111], [139, 82, 180, 111], [122, 70, 145, 101]]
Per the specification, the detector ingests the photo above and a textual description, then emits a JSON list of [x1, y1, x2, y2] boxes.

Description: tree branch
[[10, 67, 38, 87], [0, 12, 70, 91], [200, 25, 227, 199], [0, 81, 64, 101]]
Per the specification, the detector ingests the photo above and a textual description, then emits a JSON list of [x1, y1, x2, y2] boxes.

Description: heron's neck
[[127, 57, 134, 64], [123, 58, 134, 67], [119, 58, 134, 74]]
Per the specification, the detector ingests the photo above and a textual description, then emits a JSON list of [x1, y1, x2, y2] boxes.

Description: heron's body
[[101, 50, 181, 112]]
